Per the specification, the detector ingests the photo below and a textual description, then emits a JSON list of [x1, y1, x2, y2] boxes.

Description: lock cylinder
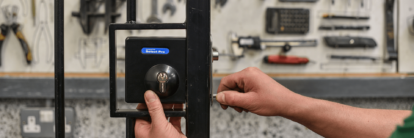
[[145, 64, 179, 98]]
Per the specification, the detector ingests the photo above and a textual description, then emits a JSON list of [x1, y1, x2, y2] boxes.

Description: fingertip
[[144, 90, 158, 103], [216, 92, 226, 104]]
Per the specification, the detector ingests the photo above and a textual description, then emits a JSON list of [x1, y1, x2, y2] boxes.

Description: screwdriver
[[236, 36, 317, 50], [263, 55, 309, 64]]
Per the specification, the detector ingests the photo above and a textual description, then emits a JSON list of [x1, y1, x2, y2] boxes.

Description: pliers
[[0, 5, 32, 66]]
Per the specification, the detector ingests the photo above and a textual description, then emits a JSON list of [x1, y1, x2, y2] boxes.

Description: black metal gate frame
[[55, 0, 211, 137]]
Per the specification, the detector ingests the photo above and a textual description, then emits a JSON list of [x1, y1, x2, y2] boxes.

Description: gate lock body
[[125, 37, 186, 103]]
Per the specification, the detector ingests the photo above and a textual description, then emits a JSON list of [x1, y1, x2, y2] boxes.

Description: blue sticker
[[141, 48, 169, 54]]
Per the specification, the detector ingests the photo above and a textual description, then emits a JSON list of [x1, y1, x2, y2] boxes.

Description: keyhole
[[157, 72, 168, 93]]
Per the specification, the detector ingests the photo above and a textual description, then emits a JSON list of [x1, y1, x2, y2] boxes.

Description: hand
[[216, 67, 303, 116], [135, 90, 186, 138]]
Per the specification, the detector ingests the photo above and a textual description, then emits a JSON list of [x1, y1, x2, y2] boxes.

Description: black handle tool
[[324, 36, 377, 48], [0, 24, 10, 66], [10, 23, 32, 65], [330, 55, 378, 61], [319, 26, 370, 30]]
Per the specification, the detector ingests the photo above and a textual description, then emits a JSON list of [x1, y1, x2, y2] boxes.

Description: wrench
[[215, 0, 227, 8], [146, 0, 162, 23], [162, 0, 176, 16]]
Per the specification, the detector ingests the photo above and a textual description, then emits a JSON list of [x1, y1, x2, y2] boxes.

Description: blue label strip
[[141, 48, 169, 54]]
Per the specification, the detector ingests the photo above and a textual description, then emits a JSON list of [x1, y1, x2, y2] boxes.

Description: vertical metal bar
[[54, 0, 65, 137], [186, 0, 211, 137], [109, 25, 118, 117], [127, 0, 136, 23], [126, 117, 136, 138]]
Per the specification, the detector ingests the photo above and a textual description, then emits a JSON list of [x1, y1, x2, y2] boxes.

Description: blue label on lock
[[141, 48, 169, 54]]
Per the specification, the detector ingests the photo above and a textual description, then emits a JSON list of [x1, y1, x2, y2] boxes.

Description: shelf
[[0, 75, 414, 99], [0, 72, 411, 78]]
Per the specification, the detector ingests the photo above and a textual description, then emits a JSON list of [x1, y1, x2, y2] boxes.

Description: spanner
[[162, 0, 176, 16], [146, 0, 162, 23]]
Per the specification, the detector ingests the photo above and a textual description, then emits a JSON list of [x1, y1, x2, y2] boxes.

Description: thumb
[[144, 90, 167, 126], [216, 91, 256, 109]]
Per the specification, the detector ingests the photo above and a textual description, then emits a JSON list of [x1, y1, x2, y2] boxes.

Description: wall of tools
[[0, 0, 413, 73]]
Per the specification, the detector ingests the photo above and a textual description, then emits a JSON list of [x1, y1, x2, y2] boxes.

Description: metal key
[[157, 72, 168, 93]]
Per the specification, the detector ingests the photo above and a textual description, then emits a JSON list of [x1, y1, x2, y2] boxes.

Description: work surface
[[1, 75, 413, 99]]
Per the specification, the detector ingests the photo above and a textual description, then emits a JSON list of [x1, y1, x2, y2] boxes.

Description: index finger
[[217, 71, 245, 93]]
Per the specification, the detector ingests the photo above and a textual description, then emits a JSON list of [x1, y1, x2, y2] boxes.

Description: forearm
[[282, 96, 411, 138]]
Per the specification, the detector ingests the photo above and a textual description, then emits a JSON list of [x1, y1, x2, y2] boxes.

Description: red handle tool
[[263, 55, 309, 64]]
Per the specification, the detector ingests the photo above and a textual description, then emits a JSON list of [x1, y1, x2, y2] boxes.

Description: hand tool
[[236, 36, 317, 50], [384, 0, 398, 61], [0, 6, 32, 66], [104, 0, 124, 33], [162, 0, 176, 16], [410, 16, 414, 35], [105, 0, 114, 33], [319, 25, 370, 30], [266, 8, 310, 34], [360, 0, 364, 8], [324, 36, 377, 48], [10, 23, 32, 65], [263, 55, 309, 64], [0, 25, 8, 67], [229, 33, 317, 59], [330, 55, 378, 61], [412, 17, 414, 30], [147, 0, 162, 23], [322, 14, 369, 20], [33, 0, 53, 64], [229, 35, 316, 63], [72, 0, 101, 35], [32, 0, 36, 26], [215, 0, 227, 8], [411, 17, 414, 34], [71, 0, 122, 35]]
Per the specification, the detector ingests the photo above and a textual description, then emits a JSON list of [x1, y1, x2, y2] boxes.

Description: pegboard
[[211, 0, 397, 74], [398, 0, 414, 73], [0, 0, 409, 74]]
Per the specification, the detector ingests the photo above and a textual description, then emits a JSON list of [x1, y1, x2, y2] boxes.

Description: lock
[[145, 64, 179, 98], [125, 37, 186, 103]]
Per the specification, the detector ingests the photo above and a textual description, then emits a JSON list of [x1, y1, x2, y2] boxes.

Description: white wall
[[0, 0, 411, 73]]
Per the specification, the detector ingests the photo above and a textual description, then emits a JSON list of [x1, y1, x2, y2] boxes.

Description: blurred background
[[0, 0, 414, 137]]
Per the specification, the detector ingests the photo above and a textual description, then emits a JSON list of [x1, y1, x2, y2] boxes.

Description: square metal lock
[[125, 37, 186, 103]]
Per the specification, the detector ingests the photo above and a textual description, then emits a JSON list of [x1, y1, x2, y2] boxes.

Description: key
[[157, 72, 168, 93]]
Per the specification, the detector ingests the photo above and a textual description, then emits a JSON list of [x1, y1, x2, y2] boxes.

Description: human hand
[[216, 67, 304, 116], [135, 90, 186, 138]]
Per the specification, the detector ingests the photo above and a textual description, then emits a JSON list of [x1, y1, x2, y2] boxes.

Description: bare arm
[[216, 67, 411, 138], [285, 96, 411, 138]]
